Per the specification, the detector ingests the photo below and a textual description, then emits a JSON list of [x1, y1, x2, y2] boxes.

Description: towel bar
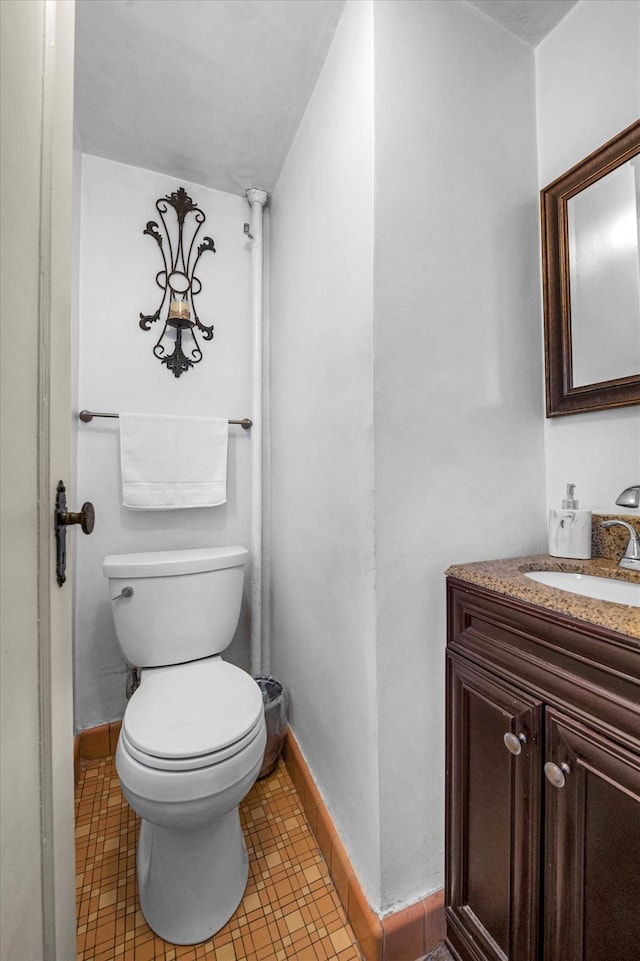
[[79, 410, 252, 430]]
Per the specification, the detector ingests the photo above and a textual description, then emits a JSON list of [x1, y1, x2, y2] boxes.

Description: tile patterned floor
[[75, 756, 364, 961]]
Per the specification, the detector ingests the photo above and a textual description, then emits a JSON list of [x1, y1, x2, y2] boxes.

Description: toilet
[[103, 546, 266, 945]]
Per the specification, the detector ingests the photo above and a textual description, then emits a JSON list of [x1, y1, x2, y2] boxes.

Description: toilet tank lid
[[103, 546, 248, 578]]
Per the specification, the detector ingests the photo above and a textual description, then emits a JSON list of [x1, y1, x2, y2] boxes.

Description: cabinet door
[[446, 654, 542, 961], [544, 709, 640, 961]]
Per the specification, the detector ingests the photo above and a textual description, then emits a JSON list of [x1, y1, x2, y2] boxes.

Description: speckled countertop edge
[[446, 555, 640, 640]]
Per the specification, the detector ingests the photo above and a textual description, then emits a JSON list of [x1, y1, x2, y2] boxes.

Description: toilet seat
[[120, 716, 265, 772], [116, 711, 267, 806], [122, 657, 264, 771]]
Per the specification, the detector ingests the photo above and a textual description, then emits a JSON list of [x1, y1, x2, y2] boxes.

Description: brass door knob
[[59, 501, 95, 535], [503, 732, 527, 755], [55, 481, 95, 587]]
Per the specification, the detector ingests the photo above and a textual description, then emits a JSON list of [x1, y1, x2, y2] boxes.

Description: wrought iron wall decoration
[[140, 186, 216, 377]]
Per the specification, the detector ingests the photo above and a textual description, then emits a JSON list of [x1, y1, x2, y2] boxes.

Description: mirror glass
[[541, 120, 640, 416], [568, 158, 640, 387]]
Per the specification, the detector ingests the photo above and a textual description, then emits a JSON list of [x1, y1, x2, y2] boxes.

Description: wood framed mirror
[[541, 120, 640, 416]]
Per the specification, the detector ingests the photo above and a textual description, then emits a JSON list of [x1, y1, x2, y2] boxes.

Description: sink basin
[[524, 571, 640, 607]]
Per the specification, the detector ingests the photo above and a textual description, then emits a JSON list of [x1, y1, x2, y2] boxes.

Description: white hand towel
[[119, 413, 228, 509]]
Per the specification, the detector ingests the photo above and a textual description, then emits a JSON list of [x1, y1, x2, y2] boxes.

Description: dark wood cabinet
[[447, 655, 542, 961], [446, 577, 640, 961], [543, 709, 640, 961]]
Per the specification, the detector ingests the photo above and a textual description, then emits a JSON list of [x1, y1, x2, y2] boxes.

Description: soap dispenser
[[548, 483, 592, 559]]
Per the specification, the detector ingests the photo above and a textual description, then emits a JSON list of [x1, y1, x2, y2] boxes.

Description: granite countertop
[[446, 554, 640, 640]]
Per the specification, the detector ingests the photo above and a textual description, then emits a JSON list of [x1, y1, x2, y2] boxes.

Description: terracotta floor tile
[[76, 756, 363, 961]]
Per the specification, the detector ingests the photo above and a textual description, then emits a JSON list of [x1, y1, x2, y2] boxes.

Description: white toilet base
[[137, 806, 249, 945]]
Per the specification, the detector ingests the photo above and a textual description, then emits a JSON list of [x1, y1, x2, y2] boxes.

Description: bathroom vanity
[[444, 557, 640, 961]]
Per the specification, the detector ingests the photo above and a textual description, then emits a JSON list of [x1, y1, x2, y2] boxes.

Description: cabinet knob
[[503, 732, 527, 755], [544, 761, 570, 788]]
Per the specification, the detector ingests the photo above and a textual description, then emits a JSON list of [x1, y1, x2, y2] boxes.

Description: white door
[[0, 2, 77, 958]]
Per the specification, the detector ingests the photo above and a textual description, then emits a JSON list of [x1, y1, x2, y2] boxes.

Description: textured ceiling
[[75, 0, 578, 198], [466, 0, 578, 46], [74, 0, 345, 196]]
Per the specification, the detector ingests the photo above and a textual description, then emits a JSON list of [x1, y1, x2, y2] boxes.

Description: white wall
[[537, 0, 640, 515], [74, 156, 254, 730], [269, 0, 380, 902], [373, 0, 546, 910], [270, 0, 546, 915]]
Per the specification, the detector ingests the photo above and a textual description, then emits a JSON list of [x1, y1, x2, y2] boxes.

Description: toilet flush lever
[[112, 586, 134, 600]]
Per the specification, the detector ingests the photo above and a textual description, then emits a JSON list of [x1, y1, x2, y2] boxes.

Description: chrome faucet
[[615, 485, 640, 509], [600, 520, 640, 571]]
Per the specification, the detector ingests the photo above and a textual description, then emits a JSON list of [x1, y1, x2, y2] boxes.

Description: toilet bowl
[[103, 547, 266, 945]]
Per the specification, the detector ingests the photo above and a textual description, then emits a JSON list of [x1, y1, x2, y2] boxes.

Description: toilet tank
[[103, 547, 248, 667]]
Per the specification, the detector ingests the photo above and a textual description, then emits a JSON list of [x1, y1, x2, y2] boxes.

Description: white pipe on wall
[[246, 188, 268, 676], [261, 212, 272, 676]]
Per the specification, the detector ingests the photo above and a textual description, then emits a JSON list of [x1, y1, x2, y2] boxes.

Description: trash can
[[254, 676, 287, 778]]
